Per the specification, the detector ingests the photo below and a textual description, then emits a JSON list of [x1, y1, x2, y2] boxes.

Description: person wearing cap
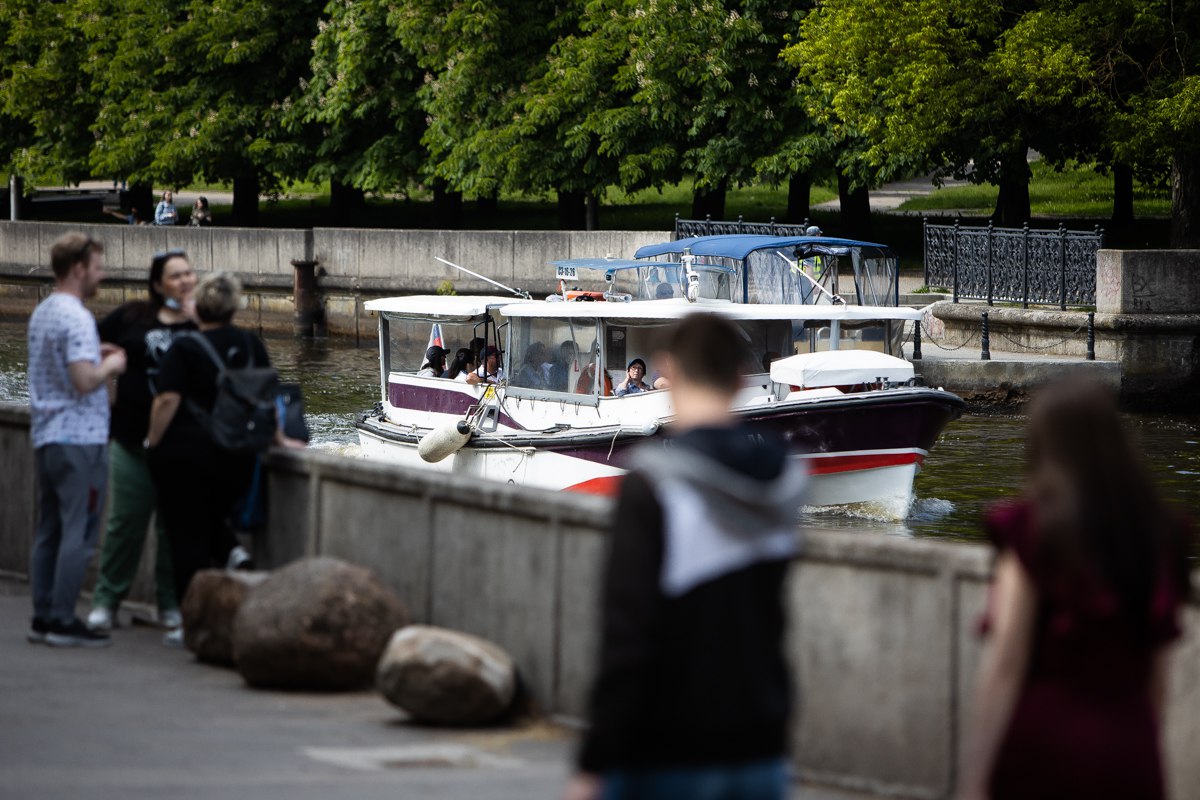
[[615, 359, 651, 397], [417, 346, 447, 378], [467, 345, 506, 385]]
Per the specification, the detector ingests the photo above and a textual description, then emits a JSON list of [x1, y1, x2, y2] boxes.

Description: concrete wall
[[0, 221, 668, 339], [1, 401, 1198, 799], [1097, 250, 1200, 314]]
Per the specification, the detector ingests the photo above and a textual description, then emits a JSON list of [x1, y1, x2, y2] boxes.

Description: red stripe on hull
[[805, 452, 925, 475], [566, 476, 625, 495]]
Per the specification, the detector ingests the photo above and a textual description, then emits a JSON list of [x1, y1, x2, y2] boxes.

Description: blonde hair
[[194, 272, 241, 323]]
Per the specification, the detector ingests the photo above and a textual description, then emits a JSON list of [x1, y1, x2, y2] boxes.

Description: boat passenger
[[467, 345, 505, 385], [417, 346, 447, 378], [655, 282, 674, 299], [516, 341, 551, 389], [615, 358, 652, 396], [551, 341, 577, 391], [443, 348, 475, 381]]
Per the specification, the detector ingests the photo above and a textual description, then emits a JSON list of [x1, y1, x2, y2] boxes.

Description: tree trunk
[[232, 174, 260, 227], [1170, 148, 1200, 248], [690, 183, 727, 220], [785, 172, 811, 225], [431, 183, 462, 229], [1112, 162, 1134, 225], [585, 193, 601, 231], [125, 182, 154, 223], [836, 170, 871, 236], [991, 149, 1031, 228], [329, 179, 365, 225], [557, 189, 585, 230]]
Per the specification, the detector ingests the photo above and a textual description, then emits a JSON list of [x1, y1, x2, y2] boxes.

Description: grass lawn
[[898, 160, 1171, 218]]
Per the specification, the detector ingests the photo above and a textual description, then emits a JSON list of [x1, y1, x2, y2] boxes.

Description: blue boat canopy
[[634, 234, 892, 261]]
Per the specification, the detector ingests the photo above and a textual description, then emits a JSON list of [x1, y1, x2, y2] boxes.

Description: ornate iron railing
[[924, 220, 1103, 309], [674, 214, 815, 239]]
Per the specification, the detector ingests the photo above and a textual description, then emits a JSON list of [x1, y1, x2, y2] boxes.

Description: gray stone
[[232, 556, 410, 690], [181, 569, 270, 666], [376, 625, 517, 724], [1097, 249, 1200, 314]]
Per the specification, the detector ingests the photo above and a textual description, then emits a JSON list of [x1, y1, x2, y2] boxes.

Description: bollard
[[981, 312, 991, 361], [1087, 312, 1095, 361], [291, 259, 326, 338], [912, 321, 923, 360]]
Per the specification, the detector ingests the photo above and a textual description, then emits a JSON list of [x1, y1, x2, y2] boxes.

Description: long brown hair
[[1027, 380, 1189, 642]]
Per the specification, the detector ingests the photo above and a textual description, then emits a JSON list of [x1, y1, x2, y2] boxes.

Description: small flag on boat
[[427, 323, 444, 350]]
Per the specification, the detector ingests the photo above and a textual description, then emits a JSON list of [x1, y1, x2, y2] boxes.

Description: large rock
[[181, 569, 270, 666], [376, 625, 517, 724], [232, 557, 409, 690]]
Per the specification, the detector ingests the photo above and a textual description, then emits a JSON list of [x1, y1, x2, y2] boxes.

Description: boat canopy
[[634, 234, 892, 261], [550, 258, 735, 276], [365, 295, 533, 321], [498, 299, 920, 322], [770, 351, 915, 389]]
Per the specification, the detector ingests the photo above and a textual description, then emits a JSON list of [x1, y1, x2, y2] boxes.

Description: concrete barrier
[[1, 401, 1197, 799]]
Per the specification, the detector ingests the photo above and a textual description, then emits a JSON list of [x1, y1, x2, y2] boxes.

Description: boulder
[[376, 625, 517, 724], [232, 557, 409, 690], [181, 569, 270, 666]]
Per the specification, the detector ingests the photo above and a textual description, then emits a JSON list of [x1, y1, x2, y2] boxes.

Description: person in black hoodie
[[568, 313, 809, 800]]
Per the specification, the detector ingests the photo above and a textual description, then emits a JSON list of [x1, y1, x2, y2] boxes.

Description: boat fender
[[418, 419, 473, 463]]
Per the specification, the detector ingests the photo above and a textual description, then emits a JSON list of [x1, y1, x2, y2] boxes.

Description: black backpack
[[182, 331, 279, 454]]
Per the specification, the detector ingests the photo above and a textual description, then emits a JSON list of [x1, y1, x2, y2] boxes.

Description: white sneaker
[[162, 627, 185, 648], [226, 545, 254, 571], [159, 608, 183, 629], [87, 606, 114, 632]]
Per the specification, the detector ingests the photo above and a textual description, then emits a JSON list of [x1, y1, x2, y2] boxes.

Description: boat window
[[850, 252, 898, 306], [793, 320, 898, 355], [618, 262, 734, 301], [736, 320, 794, 373], [385, 315, 490, 375], [507, 316, 599, 394], [745, 249, 840, 305]]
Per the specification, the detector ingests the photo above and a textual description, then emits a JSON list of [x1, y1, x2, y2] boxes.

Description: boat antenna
[[434, 256, 532, 299], [774, 251, 844, 305]]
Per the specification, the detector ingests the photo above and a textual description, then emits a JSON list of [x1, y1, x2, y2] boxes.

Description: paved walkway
[[0, 578, 873, 800]]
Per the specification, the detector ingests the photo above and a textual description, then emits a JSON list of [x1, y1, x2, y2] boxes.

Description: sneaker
[[226, 545, 254, 571], [162, 627, 185, 648], [26, 617, 50, 644], [87, 605, 115, 632], [46, 618, 112, 648], [159, 608, 183, 629]]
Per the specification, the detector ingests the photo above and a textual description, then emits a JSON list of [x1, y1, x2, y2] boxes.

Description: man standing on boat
[[567, 313, 809, 800]]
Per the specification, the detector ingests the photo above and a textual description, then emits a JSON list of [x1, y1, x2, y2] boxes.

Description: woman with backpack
[[145, 272, 303, 644]]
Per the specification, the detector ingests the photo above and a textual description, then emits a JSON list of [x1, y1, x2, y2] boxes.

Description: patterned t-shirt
[[27, 292, 110, 447]]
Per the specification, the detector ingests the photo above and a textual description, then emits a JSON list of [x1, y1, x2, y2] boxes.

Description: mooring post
[[291, 259, 326, 338], [1087, 312, 1095, 361], [9, 174, 20, 221], [912, 320, 923, 361], [981, 312, 991, 361]]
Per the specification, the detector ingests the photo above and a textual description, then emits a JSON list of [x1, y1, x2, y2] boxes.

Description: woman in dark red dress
[[958, 380, 1192, 800]]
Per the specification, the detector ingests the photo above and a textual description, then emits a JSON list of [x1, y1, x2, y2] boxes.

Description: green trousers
[[91, 439, 177, 612]]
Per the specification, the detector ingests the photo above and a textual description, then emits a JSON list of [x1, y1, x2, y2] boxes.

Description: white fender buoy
[[418, 420, 473, 463]]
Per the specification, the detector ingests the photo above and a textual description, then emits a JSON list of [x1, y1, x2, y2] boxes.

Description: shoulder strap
[[181, 331, 226, 377]]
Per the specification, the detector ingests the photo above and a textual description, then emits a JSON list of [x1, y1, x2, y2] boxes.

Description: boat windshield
[[385, 316, 491, 374], [507, 316, 600, 394], [610, 263, 734, 301]]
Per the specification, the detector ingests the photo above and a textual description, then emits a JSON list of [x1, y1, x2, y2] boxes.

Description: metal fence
[[674, 214, 815, 239], [924, 219, 1103, 309]]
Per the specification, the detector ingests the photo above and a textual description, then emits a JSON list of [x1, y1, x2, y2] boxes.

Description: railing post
[[952, 218, 960, 303], [923, 217, 929, 290], [980, 311, 991, 361], [1021, 222, 1030, 309], [706, 213, 713, 236], [769, 216, 776, 235], [1059, 223, 1068, 310], [737, 214, 744, 234], [912, 320, 923, 361], [674, 213, 680, 241], [1087, 312, 1095, 361], [986, 220, 994, 306]]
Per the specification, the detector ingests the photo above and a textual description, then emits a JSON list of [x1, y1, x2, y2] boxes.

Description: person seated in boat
[[516, 341, 553, 389], [443, 348, 475, 381], [418, 346, 447, 377], [466, 345, 505, 385], [615, 359, 652, 396], [655, 282, 674, 300], [575, 341, 613, 396], [551, 340, 577, 392]]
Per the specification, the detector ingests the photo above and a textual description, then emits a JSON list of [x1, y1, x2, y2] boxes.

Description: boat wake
[[802, 495, 956, 525]]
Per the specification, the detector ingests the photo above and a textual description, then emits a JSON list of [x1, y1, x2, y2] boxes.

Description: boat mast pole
[[434, 256, 532, 299]]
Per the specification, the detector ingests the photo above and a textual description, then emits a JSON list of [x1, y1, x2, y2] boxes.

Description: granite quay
[[2, 403, 1198, 799]]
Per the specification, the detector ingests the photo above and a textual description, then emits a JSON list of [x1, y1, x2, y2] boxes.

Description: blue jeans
[[602, 758, 788, 800]]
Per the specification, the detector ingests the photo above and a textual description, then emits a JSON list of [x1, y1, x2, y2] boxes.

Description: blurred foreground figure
[[958, 380, 1193, 800], [566, 313, 809, 800]]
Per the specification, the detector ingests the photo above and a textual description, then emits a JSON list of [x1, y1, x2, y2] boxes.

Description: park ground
[[0, 577, 874, 800]]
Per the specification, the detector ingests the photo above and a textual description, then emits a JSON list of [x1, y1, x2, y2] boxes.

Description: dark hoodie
[[577, 424, 808, 774]]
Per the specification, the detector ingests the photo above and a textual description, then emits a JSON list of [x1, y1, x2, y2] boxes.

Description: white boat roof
[[771, 351, 915, 388], [497, 299, 922, 322], [365, 295, 534, 320]]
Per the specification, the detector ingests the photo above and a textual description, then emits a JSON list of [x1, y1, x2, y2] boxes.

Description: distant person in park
[[87, 249, 198, 634], [566, 313, 809, 800], [26, 233, 127, 648], [189, 196, 212, 226], [957, 380, 1192, 800], [153, 191, 178, 226], [146, 273, 302, 645], [614, 358, 651, 396]]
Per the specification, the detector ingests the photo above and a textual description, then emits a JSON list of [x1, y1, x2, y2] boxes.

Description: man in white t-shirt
[[26, 233, 126, 648]]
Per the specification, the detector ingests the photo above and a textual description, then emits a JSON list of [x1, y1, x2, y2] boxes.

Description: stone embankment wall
[[1, 403, 1197, 799], [0, 221, 667, 338]]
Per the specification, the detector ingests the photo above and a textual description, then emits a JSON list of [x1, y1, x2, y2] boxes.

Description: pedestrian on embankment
[[26, 233, 127, 648], [87, 249, 199, 634], [566, 313, 809, 800], [957, 380, 1193, 800]]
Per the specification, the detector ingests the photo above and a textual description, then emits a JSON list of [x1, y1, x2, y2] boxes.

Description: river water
[[2, 320, 1197, 544]]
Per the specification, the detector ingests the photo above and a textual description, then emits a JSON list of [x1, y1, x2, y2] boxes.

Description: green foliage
[[435, 279, 456, 296]]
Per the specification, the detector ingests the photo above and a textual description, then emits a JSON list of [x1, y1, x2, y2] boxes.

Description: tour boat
[[355, 236, 964, 513]]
